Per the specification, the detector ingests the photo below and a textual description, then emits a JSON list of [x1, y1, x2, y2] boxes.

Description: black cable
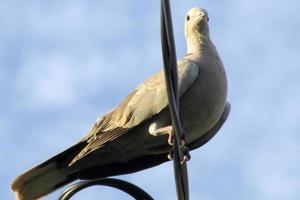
[[160, 1, 189, 200]]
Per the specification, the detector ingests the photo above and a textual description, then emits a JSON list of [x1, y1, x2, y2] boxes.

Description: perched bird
[[12, 7, 229, 200]]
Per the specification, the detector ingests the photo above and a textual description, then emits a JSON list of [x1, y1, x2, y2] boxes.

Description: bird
[[11, 7, 229, 200]]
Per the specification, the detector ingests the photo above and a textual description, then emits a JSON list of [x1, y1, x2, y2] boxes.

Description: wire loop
[[58, 178, 154, 200]]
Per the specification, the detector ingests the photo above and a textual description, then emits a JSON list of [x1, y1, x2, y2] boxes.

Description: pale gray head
[[184, 7, 210, 39]]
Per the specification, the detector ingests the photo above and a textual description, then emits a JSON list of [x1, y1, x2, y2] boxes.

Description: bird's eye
[[186, 15, 190, 21], [207, 17, 209, 22]]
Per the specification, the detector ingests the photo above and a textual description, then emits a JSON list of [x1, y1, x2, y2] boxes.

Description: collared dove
[[11, 7, 229, 200]]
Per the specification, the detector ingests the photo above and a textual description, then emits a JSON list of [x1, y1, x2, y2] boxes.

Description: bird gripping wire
[[59, 1, 190, 199]]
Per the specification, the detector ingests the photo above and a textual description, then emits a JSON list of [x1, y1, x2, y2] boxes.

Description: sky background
[[1, 0, 300, 199]]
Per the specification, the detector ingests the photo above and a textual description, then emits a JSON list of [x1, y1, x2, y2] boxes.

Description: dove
[[11, 7, 229, 200]]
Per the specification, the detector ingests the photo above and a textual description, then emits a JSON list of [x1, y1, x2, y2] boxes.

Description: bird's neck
[[186, 33, 213, 55]]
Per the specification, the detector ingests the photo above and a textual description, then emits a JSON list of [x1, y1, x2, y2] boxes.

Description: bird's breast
[[180, 59, 227, 144]]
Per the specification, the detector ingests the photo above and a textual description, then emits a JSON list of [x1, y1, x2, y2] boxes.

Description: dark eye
[[207, 17, 209, 22], [186, 15, 190, 21]]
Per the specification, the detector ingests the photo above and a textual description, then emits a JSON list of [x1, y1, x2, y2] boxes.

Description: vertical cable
[[160, 1, 189, 200]]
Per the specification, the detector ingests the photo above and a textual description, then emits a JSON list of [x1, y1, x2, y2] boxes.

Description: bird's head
[[184, 7, 210, 39]]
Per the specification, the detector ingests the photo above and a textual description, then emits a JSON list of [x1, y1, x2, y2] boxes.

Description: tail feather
[[11, 142, 85, 200]]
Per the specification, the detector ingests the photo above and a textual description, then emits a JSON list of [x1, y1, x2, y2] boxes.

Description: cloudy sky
[[1, 0, 300, 199]]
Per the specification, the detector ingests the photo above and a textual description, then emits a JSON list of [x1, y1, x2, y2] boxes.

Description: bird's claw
[[168, 132, 174, 145], [167, 138, 191, 164], [180, 144, 191, 164], [167, 149, 173, 160], [179, 139, 186, 149], [178, 130, 190, 164]]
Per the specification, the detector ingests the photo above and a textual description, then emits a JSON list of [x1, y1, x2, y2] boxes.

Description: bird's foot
[[179, 131, 191, 164], [180, 142, 191, 164], [149, 125, 174, 145], [167, 138, 191, 164], [149, 125, 190, 163]]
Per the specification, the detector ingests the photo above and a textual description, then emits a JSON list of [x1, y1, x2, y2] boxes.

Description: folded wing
[[70, 58, 199, 165]]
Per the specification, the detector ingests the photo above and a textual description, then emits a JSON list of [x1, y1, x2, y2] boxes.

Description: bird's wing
[[70, 58, 199, 165]]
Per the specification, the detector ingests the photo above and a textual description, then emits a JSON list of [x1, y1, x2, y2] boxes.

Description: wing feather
[[70, 58, 199, 165]]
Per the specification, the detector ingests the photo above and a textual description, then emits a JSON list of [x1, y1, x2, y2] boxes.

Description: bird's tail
[[11, 142, 86, 200]]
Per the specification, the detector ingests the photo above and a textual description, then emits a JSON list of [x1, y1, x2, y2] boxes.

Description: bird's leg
[[149, 124, 191, 163], [149, 125, 174, 160], [149, 125, 174, 145]]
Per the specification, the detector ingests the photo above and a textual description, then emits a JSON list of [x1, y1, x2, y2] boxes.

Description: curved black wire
[[58, 178, 154, 200]]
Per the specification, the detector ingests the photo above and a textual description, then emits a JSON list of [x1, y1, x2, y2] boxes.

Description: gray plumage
[[11, 7, 228, 200]]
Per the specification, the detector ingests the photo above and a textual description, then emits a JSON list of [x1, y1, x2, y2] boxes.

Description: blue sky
[[1, 0, 300, 199]]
